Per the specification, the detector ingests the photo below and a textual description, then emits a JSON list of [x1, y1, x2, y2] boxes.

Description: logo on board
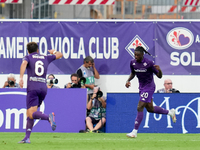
[[125, 35, 149, 58], [166, 27, 194, 50]]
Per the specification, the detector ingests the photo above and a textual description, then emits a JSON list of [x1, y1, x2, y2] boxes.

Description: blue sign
[[106, 93, 200, 133]]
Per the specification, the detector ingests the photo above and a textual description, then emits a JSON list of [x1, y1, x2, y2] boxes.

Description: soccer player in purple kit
[[18, 42, 63, 143], [125, 46, 176, 138]]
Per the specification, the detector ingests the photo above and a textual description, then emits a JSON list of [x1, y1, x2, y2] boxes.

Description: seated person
[[64, 73, 85, 88], [157, 79, 180, 93], [3, 73, 20, 88], [46, 74, 60, 88], [86, 87, 106, 132]]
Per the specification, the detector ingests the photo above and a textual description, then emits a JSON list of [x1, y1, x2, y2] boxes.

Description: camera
[[8, 80, 15, 86], [71, 82, 79, 88], [169, 88, 180, 93], [96, 90, 103, 99], [46, 79, 58, 84], [80, 77, 86, 86]]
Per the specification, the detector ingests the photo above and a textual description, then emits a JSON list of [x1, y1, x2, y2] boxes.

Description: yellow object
[[54, 12, 57, 19], [1, 3, 5, 8]]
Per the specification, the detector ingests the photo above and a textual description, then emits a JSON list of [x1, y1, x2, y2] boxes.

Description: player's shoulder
[[22, 54, 30, 62], [144, 57, 154, 65], [46, 54, 56, 59], [130, 59, 136, 63]]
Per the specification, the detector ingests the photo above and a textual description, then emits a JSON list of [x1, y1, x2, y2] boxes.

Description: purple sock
[[153, 106, 169, 114], [134, 111, 143, 130], [32, 111, 49, 120], [23, 117, 34, 140]]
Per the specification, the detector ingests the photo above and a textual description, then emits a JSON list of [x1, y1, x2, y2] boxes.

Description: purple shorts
[[139, 90, 154, 103], [26, 90, 47, 109]]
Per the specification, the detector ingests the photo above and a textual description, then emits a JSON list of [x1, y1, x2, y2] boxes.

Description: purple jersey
[[130, 57, 158, 91], [23, 52, 56, 91]]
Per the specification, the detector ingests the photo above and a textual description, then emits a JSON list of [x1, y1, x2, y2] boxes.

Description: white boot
[[126, 129, 138, 138], [168, 108, 177, 123]]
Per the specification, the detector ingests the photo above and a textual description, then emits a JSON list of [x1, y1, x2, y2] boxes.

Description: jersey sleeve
[[47, 54, 56, 63], [22, 55, 29, 63], [150, 61, 159, 75]]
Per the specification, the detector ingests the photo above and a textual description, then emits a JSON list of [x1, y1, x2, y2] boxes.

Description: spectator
[[86, 87, 106, 132], [3, 73, 20, 88], [76, 56, 100, 102], [157, 79, 180, 93], [46, 74, 60, 89], [64, 73, 85, 88]]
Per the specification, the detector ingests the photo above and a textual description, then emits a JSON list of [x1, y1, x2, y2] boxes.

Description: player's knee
[[137, 106, 143, 112], [86, 117, 91, 122], [102, 118, 106, 124], [27, 113, 33, 119], [146, 107, 154, 112]]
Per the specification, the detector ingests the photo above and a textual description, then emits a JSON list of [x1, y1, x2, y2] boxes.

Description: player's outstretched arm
[[154, 65, 162, 79], [19, 60, 28, 88], [48, 50, 63, 59]]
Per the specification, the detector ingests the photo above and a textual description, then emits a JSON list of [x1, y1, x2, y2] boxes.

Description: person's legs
[[127, 91, 154, 138], [134, 111, 143, 130], [19, 90, 55, 144], [86, 117, 94, 131], [32, 111, 49, 120], [93, 118, 106, 130], [146, 99, 176, 123], [18, 106, 37, 143], [127, 101, 146, 138], [23, 117, 34, 141], [153, 106, 168, 114], [37, 90, 56, 130], [146, 99, 168, 114]]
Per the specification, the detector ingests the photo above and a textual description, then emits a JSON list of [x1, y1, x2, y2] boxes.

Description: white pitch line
[[60, 138, 200, 141]]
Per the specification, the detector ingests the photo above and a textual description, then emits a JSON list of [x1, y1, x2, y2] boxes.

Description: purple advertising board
[[0, 20, 199, 75], [0, 21, 154, 75], [0, 88, 87, 132], [155, 22, 200, 75]]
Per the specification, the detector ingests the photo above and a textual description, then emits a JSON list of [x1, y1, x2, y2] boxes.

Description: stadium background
[[0, 0, 200, 134]]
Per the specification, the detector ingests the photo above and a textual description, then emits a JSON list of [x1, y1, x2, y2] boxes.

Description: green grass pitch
[[0, 132, 200, 150]]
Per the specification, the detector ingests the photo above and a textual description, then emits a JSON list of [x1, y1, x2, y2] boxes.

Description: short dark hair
[[27, 42, 38, 54], [84, 56, 94, 63], [47, 74, 55, 79], [70, 73, 79, 79]]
